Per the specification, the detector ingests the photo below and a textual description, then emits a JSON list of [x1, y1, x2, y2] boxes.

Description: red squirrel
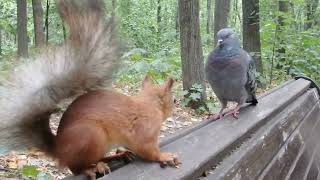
[[0, 0, 179, 179], [56, 76, 178, 178]]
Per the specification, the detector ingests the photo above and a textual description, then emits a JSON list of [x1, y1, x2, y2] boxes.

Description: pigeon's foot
[[208, 111, 225, 121], [226, 105, 240, 119], [231, 110, 239, 119], [208, 114, 220, 121], [217, 112, 224, 120]]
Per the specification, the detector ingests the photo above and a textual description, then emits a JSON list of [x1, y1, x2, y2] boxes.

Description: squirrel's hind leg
[[55, 123, 110, 178]]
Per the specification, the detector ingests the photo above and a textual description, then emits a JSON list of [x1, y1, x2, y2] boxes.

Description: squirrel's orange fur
[[54, 76, 178, 178]]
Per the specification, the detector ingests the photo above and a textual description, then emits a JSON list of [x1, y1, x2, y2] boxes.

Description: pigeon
[[205, 28, 258, 120]]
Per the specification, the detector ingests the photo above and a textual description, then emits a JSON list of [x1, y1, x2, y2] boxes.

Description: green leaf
[[181, 98, 190, 107], [195, 106, 206, 114], [189, 93, 201, 100], [22, 165, 40, 179], [181, 90, 189, 96], [206, 101, 220, 113], [191, 84, 203, 91]]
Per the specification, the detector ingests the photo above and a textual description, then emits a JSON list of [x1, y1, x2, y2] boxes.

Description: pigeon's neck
[[216, 45, 240, 57]]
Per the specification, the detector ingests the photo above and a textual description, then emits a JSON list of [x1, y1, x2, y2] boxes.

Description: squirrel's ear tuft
[[164, 77, 174, 91], [142, 75, 153, 88]]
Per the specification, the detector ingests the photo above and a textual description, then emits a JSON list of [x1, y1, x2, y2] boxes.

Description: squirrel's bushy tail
[[0, 0, 119, 154]]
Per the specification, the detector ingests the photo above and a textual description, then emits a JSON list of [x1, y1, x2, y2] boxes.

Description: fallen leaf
[[7, 162, 18, 169]]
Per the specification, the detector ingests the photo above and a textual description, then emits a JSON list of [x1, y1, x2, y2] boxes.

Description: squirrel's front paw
[[115, 148, 135, 163], [158, 152, 181, 168], [94, 162, 110, 175]]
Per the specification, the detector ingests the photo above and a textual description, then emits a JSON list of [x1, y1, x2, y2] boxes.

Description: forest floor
[[0, 81, 276, 179]]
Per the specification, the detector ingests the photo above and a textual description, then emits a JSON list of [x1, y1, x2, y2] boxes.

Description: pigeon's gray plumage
[[205, 28, 258, 119]]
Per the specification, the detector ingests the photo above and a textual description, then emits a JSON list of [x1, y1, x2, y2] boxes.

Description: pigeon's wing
[[245, 53, 258, 104]]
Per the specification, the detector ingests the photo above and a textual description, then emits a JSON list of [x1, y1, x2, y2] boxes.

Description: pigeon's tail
[[246, 95, 258, 106]]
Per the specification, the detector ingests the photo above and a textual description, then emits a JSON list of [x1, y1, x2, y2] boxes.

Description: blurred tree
[[32, 0, 45, 47], [213, 0, 231, 44], [242, 0, 263, 74], [179, 0, 206, 107], [17, 0, 28, 57]]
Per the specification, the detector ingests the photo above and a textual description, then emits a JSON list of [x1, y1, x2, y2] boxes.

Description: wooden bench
[[67, 77, 320, 180]]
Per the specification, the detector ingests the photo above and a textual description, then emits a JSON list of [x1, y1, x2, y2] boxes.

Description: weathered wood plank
[[285, 114, 320, 180], [287, 147, 311, 180], [100, 76, 311, 179], [313, 149, 320, 180], [259, 133, 303, 180], [307, 164, 318, 180], [258, 101, 320, 180], [306, 153, 319, 180], [303, 133, 320, 180], [203, 90, 319, 180]]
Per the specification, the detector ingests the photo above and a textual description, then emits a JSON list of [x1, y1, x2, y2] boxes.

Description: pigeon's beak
[[217, 39, 223, 47]]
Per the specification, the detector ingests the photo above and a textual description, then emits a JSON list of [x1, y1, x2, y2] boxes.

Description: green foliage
[[180, 84, 221, 114], [0, 58, 14, 77], [0, 0, 17, 59], [260, 0, 320, 84], [22, 165, 39, 179], [117, 0, 178, 52], [21, 165, 51, 180], [206, 100, 220, 114], [180, 84, 207, 113], [180, 84, 203, 108], [0, 0, 16, 34], [0, 0, 65, 61], [117, 47, 181, 83], [44, 0, 65, 44]]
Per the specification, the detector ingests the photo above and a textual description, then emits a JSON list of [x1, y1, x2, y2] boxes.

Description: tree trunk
[[213, 0, 231, 45], [32, 0, 45, 47], [45, 0, 50, 45], [305, 0, 319, 29], [175, 2, 180, 36], [157, 0, 161, 35], [178, 0, 206, 107], [206, 0, 213, 34], [232, 0, 242, 30], [242, 0, 263, 74], [17, 0, 28, 58], [276, 0, 289, 71], [278, 1, 289, 27], [0, 28, 2, 56], [62, 23, 66, 41], [111, 0, 116, 18]]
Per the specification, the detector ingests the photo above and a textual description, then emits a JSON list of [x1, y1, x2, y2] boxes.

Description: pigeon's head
[[216, 28, 240, 48]]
